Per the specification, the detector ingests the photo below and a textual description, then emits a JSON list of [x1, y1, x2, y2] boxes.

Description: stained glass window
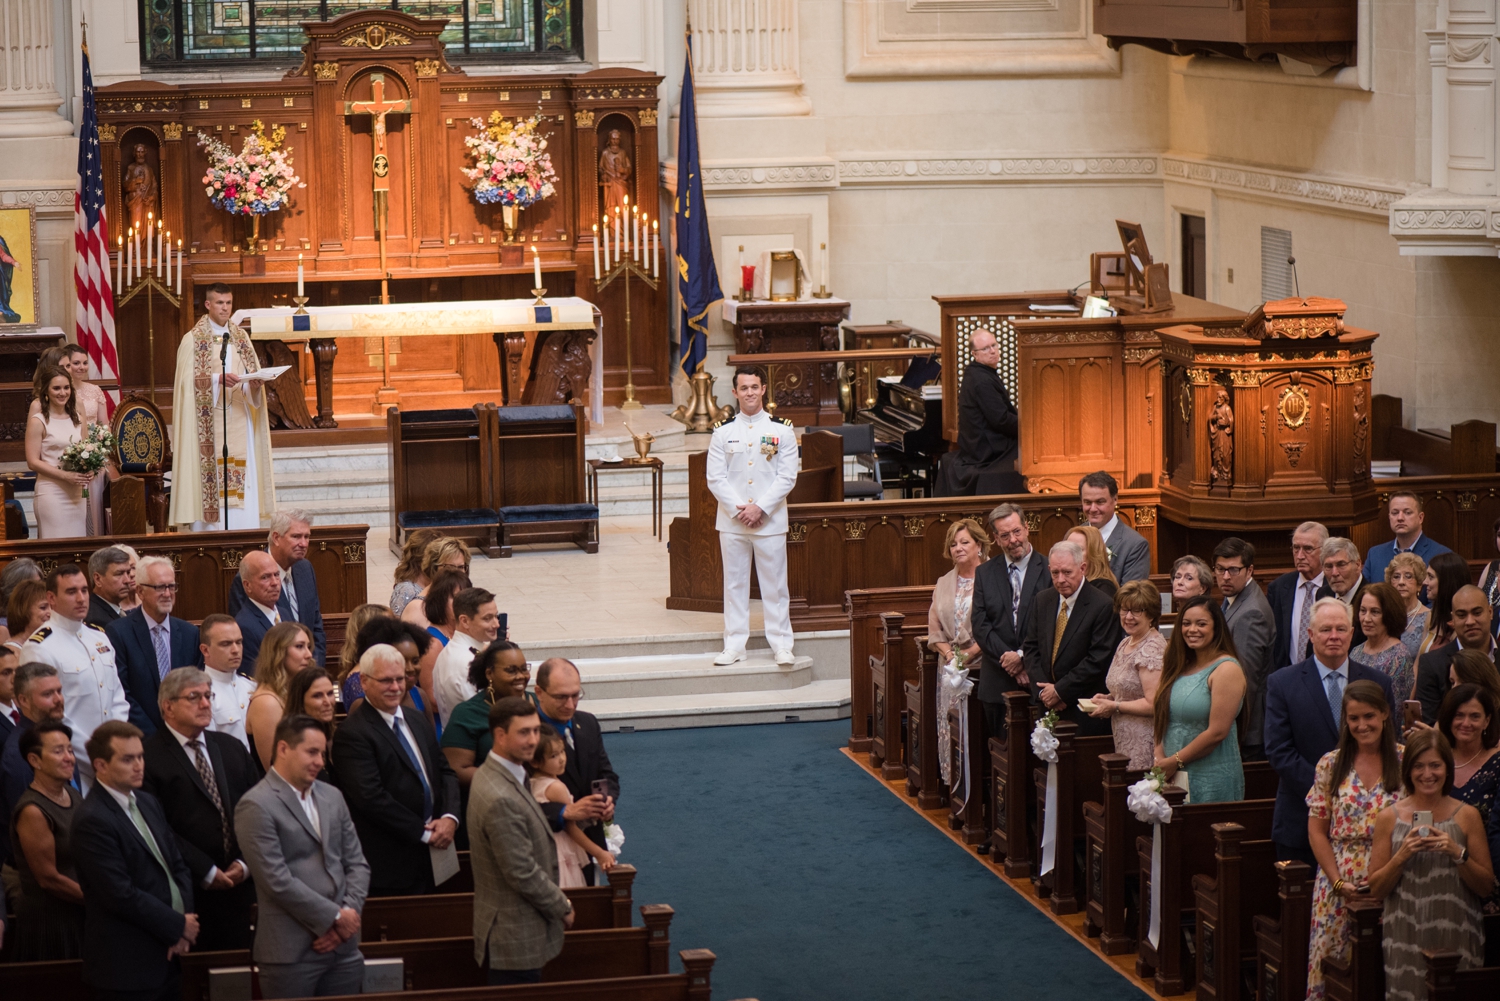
[[141, 0, 579, 65]]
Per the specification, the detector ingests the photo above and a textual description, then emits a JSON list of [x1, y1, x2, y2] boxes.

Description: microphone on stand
[[221, 328, 231, 532], [1287, 256, 1301, 299]]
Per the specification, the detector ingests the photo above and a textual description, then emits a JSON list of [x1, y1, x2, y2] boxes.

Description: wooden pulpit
[[1155, 297, 1380, 549]]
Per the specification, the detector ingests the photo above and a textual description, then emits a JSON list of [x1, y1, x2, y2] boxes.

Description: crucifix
[[344, 72, 411, 397]]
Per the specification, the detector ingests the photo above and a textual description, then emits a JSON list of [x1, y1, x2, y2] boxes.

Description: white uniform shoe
[[713, 649, 747, 666], [774, 649, 795, 666]]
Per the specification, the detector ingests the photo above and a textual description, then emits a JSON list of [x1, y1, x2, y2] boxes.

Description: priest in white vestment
[[168, 282, 276, 531]]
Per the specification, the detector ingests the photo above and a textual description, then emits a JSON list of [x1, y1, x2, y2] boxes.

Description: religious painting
[[0, 206, 40, 330]]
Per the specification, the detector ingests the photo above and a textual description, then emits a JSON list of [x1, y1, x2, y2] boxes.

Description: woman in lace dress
[[1384, 552, 1429, 654], [1438, 683, 1500, 914], [927, 518, 989, 664], [1088, 579, 1165, 770], [1304, 680, 1402, 1000], [1367, 728, 1493, 1001]]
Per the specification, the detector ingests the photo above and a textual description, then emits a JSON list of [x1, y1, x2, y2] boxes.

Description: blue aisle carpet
[[606, 719, 1148, 1001]]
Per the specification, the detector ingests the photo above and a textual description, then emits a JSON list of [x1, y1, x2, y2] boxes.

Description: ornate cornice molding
[[1388, 189, 1500, 254], [837, 155, 1159, 186], [0, 186, 77, 216], [1162, 155, 1404, 218], [700, 160, 838, 191]]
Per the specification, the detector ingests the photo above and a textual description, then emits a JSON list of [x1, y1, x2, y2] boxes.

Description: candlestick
[[292, 295, 309, 315], [652, 220, 659, 278], [592, 225, 601, 281], [812, 241, 832, 298], [157, 222, 164, 278], [146, 213, 153, 272], [116, 235, 123, 291], [297, 253, 305, 297], [176, 241, 183, 296], [126, 229, 134, 284], [632, 207, 640, 262], [530, 287, 548, 305], [532, 244, 542, 288], [615, 208, 622, 257]]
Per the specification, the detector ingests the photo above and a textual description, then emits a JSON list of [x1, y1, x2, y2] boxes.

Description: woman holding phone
[[1304, 680, 1403, 1000], [1367, 728, 1493, 999]]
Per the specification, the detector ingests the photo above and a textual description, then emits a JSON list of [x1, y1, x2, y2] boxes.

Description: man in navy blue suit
[[228, 510, 325, 666], [1266, 521, 1328, 672], [108, 556, 202, 734], [1361, 490, 1451, 584], [1264, 597, 1395, 867], [234, 551, 284, 676]]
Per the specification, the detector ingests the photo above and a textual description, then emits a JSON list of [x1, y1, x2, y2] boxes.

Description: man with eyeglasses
[[143, 667, 259, 950], [1211, 538, 1275, 760], [936, 328, 1020, 497], [1316, 537, 1367, 648], [531, 658, 615, 885], [1267, 521, 1329, 671], [108, 556, 203, 736]]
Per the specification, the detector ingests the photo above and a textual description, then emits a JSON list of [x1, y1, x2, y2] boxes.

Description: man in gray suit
[[468, 696, 574, 985], [1078, 471, 1150, 583], [235, 714, 371, 999], [1213, 538, 1276, 761]]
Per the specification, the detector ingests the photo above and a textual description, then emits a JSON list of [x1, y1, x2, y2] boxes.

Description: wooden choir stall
[[94, 8, 668, 426]]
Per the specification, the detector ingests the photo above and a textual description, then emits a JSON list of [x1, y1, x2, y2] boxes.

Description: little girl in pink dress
[[530, 728, 615, 887]]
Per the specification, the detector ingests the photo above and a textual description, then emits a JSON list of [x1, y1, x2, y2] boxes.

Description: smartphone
[[1403, 701, 1423, 725], [1412, 809, 1433, 838], [591, 779, 611, 800]]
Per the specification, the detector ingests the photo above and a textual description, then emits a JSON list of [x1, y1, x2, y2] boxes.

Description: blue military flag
[[674, 35, 723, 376]]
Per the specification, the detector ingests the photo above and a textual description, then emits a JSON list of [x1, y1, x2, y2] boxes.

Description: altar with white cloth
[[234, 296, 604, 427]]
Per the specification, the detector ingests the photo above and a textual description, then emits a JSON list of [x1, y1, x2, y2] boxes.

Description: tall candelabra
[[595, 245, 657, 412]]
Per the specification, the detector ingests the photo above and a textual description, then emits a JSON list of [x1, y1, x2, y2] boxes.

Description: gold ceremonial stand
[[595, 250, 657, 412], [117, 271, 180, 404]]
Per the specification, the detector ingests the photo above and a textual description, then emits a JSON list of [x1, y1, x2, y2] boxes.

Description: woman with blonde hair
[[245, 621, 316, 770], [1065, 524, 1119, 598], [1384, 552, 1428, 653], [927, 517, 989, 664], [389, 528, 442, 615], [335, 603, 394, 699], [400, 537, 471, 629]]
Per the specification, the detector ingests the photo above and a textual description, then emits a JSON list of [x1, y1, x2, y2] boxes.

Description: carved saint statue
[[1208, 386, 1234, 486], [598, 129, 632, 215], [122, 143, 159, 234]]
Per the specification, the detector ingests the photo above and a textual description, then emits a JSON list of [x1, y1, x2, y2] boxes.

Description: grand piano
[[855, 358, 944, 497]]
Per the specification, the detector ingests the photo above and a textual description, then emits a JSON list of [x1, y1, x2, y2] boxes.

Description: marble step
[[521, 629, 850, 676], [579, 679, 851, 732], [573, 653, 814, 700]]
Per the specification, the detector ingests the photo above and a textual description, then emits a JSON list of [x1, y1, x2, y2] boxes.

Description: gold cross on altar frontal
[[344, 73, 410, 193]]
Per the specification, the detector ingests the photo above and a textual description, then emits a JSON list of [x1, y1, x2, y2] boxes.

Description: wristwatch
[[1456, 846, 1469, 865]]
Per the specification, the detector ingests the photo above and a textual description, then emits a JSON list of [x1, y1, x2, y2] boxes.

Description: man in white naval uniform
[[706, 365, 799, 667], [18, 564, 128, 789]]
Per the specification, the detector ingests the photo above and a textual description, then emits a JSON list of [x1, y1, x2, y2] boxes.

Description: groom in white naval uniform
[[705, 365, 799, 667]]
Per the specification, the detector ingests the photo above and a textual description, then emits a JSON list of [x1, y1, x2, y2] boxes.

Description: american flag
[[73, 39, 118, 415]]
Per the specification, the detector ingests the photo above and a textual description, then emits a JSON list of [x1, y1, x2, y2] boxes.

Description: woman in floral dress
[[1305, 680, 1403, 1000]]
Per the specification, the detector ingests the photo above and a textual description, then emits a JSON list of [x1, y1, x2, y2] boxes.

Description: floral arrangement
[[1127, 766, 1174, 825], [604, 822, 625, 855], [462, 110, 557, 207], [59, 424, 116, 499], [1030, 709, 1060, 763], [196, 120, 303, 216]]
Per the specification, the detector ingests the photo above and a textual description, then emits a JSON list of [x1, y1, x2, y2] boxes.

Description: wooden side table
[[587, 457, 664, 540]]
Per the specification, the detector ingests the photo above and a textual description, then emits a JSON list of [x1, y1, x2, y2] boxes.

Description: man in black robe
[[937, 328, 1019, 495]]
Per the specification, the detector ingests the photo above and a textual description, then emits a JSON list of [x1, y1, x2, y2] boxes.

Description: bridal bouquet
[[462, 110, 557, 207], [59, 424, 116, 499], [197, 119, 303, 216]]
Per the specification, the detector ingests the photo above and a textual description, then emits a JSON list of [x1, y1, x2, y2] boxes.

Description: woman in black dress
[[9, 720, 84, 960]]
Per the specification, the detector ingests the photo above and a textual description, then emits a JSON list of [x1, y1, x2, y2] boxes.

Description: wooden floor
[[841, 747, 1172, 1001]]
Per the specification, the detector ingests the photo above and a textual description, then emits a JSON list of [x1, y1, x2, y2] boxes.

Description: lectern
[[1155, 296, 1379, 556]]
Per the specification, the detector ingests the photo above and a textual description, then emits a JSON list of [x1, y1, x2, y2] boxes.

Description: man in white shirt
[[0, 645, 19, 743], [1317, 537, 1367, 648], [1078, 471, 1150, 583], [196, 614, 258, 749], [705, 365, 799, 667], [1021, 541, 1121, 736], [1268, 520, 1328, 670], [234, 551, 285, 672], [19, 564, 129, 789], [169, 283, 276, 531], [432, 587, 501, 722]]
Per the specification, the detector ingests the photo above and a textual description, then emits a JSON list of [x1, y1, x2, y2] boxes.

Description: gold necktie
[[1051, 599, 1069, 664]]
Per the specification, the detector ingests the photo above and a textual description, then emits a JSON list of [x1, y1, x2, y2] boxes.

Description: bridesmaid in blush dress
[[25, 365, 90, 539]]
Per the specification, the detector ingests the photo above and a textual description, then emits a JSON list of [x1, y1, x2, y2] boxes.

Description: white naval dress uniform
[[205, 665, 258, 751], [705, 407, 799, 657], [18, 612, 130, 789]]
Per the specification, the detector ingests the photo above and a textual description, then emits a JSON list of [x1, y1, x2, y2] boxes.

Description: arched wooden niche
[[119, 128, 162, 236], [596, 114, 636, 221]]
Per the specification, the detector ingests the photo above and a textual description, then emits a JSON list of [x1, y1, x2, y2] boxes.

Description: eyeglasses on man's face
[[173, 690, 214, 704], [139, 582, 179, 593]]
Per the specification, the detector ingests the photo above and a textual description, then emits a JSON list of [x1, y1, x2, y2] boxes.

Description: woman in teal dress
[[1152, 594, 1246, 803]]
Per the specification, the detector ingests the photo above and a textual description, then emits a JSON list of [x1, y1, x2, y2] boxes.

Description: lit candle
[[532, 244, 542, 289], [632, 207, 640, 262], [601, 221, 610, 269], [653, 219, 659, 278], [821, 241, 828, 290], [622, 195, 629, 256], [146, 213, 153, 272], [165, 231, 172, 286], [176, 240, 183, 296], [116, 235, 123, 290], [615, 207, 622, 258], [297, 253, 305, 297], [592, 224, 601, 281], [157, 222, 164, 279], [127, 228, 135, 283]]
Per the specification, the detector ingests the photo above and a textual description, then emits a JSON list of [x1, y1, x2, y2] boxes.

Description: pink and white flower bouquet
[[462, 111, 557, 207], [196, 119, 304, 217]]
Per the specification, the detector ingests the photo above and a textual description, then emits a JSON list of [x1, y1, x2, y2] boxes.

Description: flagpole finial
[[685, 0, 691, 34], [80, 17, 89, 56]]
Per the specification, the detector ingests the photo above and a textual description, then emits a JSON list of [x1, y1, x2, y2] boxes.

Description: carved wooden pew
[[902, 637, 946, 809], [0, 906, 676, 1000], [1030, 721, 1115, 915], [1424, 950, 1500, 1001], [1322, 898, 1384, 1001], [1134, 786, 1276, 996], [1252, 860, 1314, 1001], [947, 665, 987, 844], [1082, 753, 1147, 953], [989, 690, 1039, 878], [301, 952, 719, 1001], [845, 585, 936, 753], [870, 611, 922, 780], [365, 865, 638, 939], [1191, 822, 1280, 1001]]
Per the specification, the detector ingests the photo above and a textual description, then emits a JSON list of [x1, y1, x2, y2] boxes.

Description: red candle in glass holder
[[741, 265, 756, 297]]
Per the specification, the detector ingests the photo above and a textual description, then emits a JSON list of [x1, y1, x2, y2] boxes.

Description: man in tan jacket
[[468, 696, 574, 985]]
